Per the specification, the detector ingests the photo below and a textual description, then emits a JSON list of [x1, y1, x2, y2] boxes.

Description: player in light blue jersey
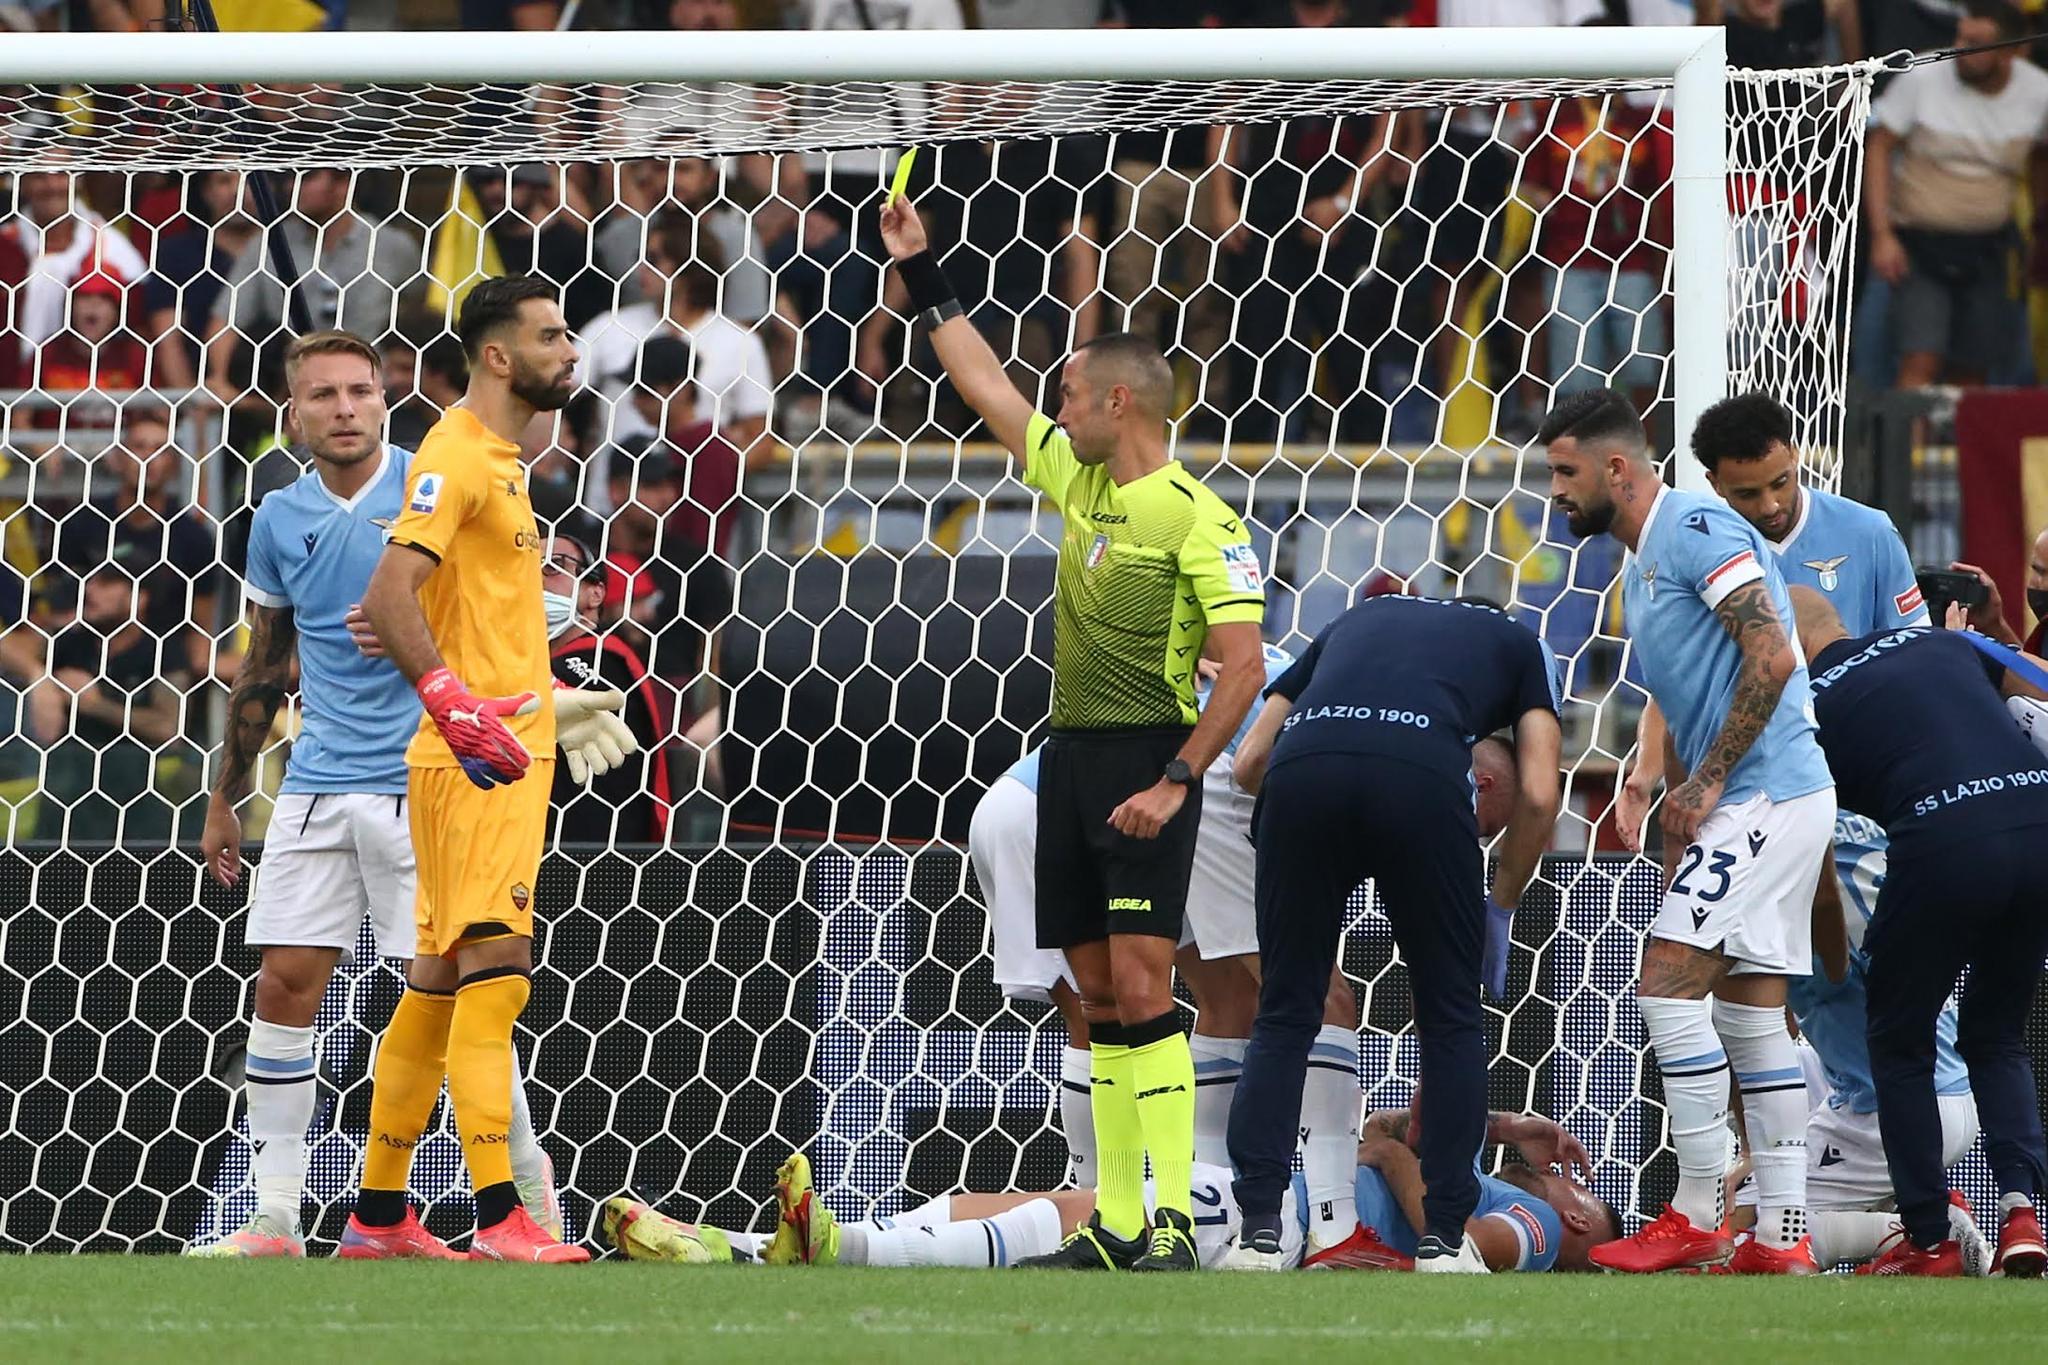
[[1545, 389, 1836, 1274], [187, 332, 557, 1257], [1616, 393, 1927, 847], [1645, 395, 1980, 1267]]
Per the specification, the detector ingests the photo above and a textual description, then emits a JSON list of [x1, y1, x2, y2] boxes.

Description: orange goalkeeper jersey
[[389, 405, 555, 768]]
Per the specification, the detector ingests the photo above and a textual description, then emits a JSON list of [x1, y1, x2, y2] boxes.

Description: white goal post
[[0, 24, 1897, 1253]]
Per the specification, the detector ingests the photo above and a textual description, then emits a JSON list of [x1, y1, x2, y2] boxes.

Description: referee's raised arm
[[878, 196, 1035, 463]]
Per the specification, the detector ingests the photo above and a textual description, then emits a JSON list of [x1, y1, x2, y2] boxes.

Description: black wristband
[[898, 249, 959, 313]]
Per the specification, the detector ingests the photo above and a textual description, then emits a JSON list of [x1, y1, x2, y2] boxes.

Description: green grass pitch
[[3, 1259, 2045, 1364]]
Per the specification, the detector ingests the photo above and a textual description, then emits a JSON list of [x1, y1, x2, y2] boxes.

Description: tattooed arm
[[200, 603, 297, 886], [1661, 580, 1796, 844]]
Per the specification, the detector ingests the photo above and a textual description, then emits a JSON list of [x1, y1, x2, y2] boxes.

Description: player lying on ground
[[603, 1111, 1616, 1272], [185, 330, 624, 1257]]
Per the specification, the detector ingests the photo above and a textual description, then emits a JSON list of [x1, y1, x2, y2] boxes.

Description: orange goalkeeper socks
[[361, 987, 455, 1199], [447, 969, 531, 1228]]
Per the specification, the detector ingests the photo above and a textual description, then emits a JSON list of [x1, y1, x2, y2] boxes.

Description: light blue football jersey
[[1788, 813, 1971, 1114], [242, 445, 419, 795], [1771, 487, 1928, 635], [1001, 642, 1295, 794], [1321, 1163, 1563, 1271], [1622, 488, 1832, 805]]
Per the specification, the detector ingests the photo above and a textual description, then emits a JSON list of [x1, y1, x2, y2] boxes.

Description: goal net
[[0, 28, 1889, 1253]]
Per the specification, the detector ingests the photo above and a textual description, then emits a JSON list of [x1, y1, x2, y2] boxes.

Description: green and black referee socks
[[1090, 1011, 1197, 1243]]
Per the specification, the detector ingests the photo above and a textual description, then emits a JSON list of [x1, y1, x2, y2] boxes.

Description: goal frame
[[0, 23, 1730, 486]]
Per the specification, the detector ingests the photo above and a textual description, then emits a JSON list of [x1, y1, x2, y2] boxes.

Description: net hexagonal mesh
[[0, 59, 1886, 1252]]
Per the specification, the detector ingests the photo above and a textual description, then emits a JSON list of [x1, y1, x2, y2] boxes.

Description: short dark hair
[[1689, 392, 1794, 474], [637, 334, 694, 391], [456, 274, 558, 361], [1964, 0, 2025, 42], [1536, 387, 1645, 451], [284, 329, 382, 387], [1073, 331, 1172, 415]]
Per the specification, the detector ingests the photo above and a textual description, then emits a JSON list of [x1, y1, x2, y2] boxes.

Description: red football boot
[[1588, 1206, 1732, 1274]]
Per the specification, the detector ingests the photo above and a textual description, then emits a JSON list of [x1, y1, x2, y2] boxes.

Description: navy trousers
[[1228, 752, 1488, 1244], [1866, 828, 2048, 1248]]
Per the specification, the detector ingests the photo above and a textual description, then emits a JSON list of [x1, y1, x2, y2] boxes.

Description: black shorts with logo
[[1035, 727, 1201, 948]]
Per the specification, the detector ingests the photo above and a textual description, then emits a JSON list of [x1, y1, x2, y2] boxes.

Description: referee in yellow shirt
[[877, 197, 1267, 1271]]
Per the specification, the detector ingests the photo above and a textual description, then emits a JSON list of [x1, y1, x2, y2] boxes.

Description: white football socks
[[1059, 1046, 1095, 1187], [245, 1017, 317, 1233], [848, 1198, 1064, 1267], [1301, 1023, 1362, 1247], [887, 1194, 955, 1230], [1188, 1033, 1245, 1169], [507, 1047, 547, 1198], [1715, 998, 1809, 1248], [1640, 996, 1731, 1230]]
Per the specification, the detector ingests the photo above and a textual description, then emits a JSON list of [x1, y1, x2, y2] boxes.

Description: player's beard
[[511, 358, 577, 413], [1563, 495, 1614, 539], [309, 437, 378, 467]]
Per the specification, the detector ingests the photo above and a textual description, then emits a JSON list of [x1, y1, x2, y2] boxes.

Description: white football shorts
[[1159, 1160, 1304, 1269], [1651, 787, 1835, 975], [246, 791, 417, 962], [1807, 1093, 1981, 1210], [971, 774, 1075, 1003]]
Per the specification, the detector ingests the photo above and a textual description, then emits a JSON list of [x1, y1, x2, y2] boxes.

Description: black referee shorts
[[1035, 727, 1200, 949]]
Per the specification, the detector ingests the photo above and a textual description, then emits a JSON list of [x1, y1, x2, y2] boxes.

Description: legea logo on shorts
[[1107, 896, 1152, 912], [510, 883, 530, 911]]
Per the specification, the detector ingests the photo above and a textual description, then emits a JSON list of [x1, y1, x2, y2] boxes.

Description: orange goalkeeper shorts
[[408, 759, 552, 958]]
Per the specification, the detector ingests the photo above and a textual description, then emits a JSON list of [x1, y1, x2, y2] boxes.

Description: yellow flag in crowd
[[427, 175, 506, 319]]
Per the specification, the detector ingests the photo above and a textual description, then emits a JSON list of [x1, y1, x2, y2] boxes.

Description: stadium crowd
[[0, 0, 2041, 849]]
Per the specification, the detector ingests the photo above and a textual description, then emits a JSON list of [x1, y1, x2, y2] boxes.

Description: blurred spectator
[[1207, 0, 1402, 441], [0, 220, 24, 391], [1086, 1, 1233, 383], [1704, 0, 1863, 67], [1865, 0, 2048, 387], [626, 333, 744, 560], [388, 333, 467, 448], [143, 170, 259, 394], [34, 254, 148, 429], [860, 132, 1109, 436], [796, 0, 961, 31], [595, 157, 777, 326], [8, 170, 149, 362], [979, 0, 1104, 24], [544, 531, 670, 844], [51, 409, 218, 676], [520, 392, 598, 532], [767, 194, 874, 438], [466, 164, 612, 329], [204, 167, 422, 404], [459, 0, 560, 27], [1519, 95, 1672, 411], [1867, 0, 1975, 57], [1411, 0, 1604, 430], [28, 562, 188, 845], [581, 213, 772, 483], [600, 448, 732, 706]]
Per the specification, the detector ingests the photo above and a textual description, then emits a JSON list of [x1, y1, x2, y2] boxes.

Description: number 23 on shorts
[[1670, 845, 1737, 903]]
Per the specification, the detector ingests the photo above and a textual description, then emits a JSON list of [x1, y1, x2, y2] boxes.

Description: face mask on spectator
[[2030, 589, 2048, 623], [544, 589, 578, 641]]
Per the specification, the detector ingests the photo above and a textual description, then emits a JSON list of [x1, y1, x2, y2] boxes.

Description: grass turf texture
[[2, 1259, 2045, 1363]]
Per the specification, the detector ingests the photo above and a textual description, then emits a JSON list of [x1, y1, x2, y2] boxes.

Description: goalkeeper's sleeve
[[553, 686, 639, 784]]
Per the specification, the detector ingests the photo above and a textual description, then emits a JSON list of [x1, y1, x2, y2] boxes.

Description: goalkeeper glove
[[553, 685, 639, 784], [1482, 896, 1514, 1001], [417, 666, 538, 790]]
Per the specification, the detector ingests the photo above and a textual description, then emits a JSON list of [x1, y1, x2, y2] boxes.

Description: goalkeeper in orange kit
[[336, 276, 604, 1263]]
